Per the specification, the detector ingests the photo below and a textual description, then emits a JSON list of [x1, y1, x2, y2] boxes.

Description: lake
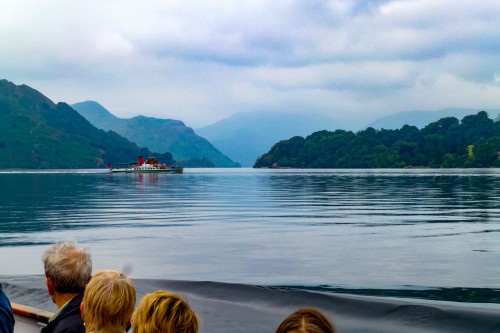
[[1, 168, 499, 302]]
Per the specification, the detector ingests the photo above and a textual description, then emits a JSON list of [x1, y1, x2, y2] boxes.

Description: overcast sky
[[1, 0, 499, 127]]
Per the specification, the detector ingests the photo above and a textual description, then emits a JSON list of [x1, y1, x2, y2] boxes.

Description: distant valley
[[72, 101, 239, 167], [196, 111, 341, 167], [70, 105, 500, 168], [2, 78, 498, 170], [195, 108, 499, 167]]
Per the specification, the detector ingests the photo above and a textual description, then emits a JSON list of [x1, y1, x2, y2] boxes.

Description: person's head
[[275, 307, 337, 333], [43, 242, 92, 294], [81, 270, 136, 333], [132, 290, 199, 333]]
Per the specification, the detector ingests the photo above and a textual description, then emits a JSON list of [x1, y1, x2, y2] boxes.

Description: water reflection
[[0, 169, 499, 289], [1, 169, 499, 235]]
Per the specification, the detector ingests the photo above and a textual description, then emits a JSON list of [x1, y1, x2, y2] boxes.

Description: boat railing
[[12, 303, 53, 333]]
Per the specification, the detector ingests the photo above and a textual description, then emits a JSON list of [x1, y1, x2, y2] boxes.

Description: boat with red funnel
[[109, 156, 183, 174]]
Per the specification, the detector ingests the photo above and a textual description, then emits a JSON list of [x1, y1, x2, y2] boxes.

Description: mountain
[[196, 111, 341, 166], [369, 108, 500, 130], [72, 101, 238, 167], [255, 111, 500, 169], [0, 79, 171, 168]]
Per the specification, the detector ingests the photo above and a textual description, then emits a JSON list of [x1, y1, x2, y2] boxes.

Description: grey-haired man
[[42, 242, 92, 333]]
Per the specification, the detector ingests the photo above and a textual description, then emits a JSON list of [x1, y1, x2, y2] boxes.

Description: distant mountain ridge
[[0, 79, 171, 168], [195, 108, 500, 167], [196, 111, 341, 166], [5, 78, 496, 170], [369, 108, 500, 130], [72, 101, 239, 167]]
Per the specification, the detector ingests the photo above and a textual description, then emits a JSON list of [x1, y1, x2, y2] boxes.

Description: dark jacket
[[41, 293, 85, 333], [0, 283, 14, 333]]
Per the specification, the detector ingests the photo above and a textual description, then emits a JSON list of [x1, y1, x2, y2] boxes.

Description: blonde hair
[[42, 242, 92, 293], [275, 307, 337, 333], [82, 270, 136, 333], [132, 290, 199, 333]]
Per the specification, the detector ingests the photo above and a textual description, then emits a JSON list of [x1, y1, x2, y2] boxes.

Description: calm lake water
[[1, 168, 499, 300]]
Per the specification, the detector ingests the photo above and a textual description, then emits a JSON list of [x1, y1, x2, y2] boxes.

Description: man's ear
[[46, 278, 55, 296], [80, 302, 85, 320]]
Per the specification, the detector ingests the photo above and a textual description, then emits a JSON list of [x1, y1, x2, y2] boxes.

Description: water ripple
[[0, 168, 499, 289]]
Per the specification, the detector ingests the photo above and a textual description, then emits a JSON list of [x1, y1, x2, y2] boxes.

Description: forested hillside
[[0, 80, 173, 168], [254, 112, 500, 168], [72, 101, 239, 167], [368, 108, 499, 130]]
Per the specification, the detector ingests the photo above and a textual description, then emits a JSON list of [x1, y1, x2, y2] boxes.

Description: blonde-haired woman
[[132, 290, 199, 333], [81, 270, 136, 333], [275, 307, 338, 333]]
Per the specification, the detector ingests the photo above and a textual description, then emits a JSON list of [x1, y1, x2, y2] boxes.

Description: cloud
[[0, 0, 498, 127]]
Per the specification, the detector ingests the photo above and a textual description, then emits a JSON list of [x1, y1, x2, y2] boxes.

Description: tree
[[253, 112, 499, 168]]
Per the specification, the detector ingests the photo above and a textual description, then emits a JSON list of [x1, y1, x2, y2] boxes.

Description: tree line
[[254, 111, 500, 168]]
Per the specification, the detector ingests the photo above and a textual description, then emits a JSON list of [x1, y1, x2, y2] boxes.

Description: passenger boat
[[12, 303, 52, 333], [109, 156, 183, 174]]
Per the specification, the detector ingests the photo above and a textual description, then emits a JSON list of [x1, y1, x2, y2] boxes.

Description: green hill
[[0, 79, 172, 168], [72, 101, 239, 167], [255, 111, 500, 168]]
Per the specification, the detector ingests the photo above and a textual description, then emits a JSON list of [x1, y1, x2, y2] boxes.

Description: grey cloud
[[0, 0, 498, 126], [122, 0, 498, 72]]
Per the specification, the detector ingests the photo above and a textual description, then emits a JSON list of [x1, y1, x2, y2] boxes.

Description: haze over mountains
[[2, 78, 497, 169], [73, 102, 498, 168], [72, 101, 238, 167], [196, 108, 499, 167], [196, 111, 341, 167]]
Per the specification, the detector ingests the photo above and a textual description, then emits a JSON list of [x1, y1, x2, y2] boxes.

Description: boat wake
[[2, 275, 500, 333]]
